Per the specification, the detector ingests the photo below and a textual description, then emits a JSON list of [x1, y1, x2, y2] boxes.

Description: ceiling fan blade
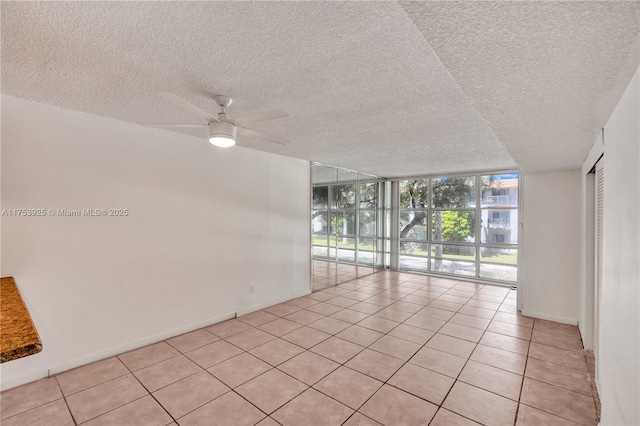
[[138, 123, 208, 128], [232, 109, 288, 126], [158, 92, 218, 122], [237, 127, 289, 145]]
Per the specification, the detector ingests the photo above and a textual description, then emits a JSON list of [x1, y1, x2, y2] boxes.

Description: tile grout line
[[517, 377, 593, 425], [457, 289, 519, 425], [202, 312, 371, 424], [127, 336, 280, 425], [425, 282, 506, 425], [133, 333, 305, 424], [61, 368, 163, 426], [55, 377, 80, 426], [203, 280, 493, 424], [0, 378, 76, 425], [410, 282, 522, 422], [399, 279, 507, 422], [116, 350, 180, 426], [243, 277, 427, 423], [278, 278, 583, 424], [79, 394, 157, 425], [180, 317, 370, 423], [341, 278, 498, 424], [3, 272, 593, 426], [162, 349, 265, 422], [430, 282, 587, 421]]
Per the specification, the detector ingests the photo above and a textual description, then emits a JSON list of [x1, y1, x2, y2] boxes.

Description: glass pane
[[338, 168, 358, 184], [332, 184, 356, 208], [330, 212, 338, 234], [357, 264, 374, 277], [312, 260, 335, 288], [312, 234, 327, 245], [385, 207, 391, 237], [358, 237, 375, 251], [480, 247, 518, 265], [337, 237, 356, 249], [337, 263, 357, 284], [431, 211, 476, 243], [480, 209, 518, 244], [400, 180, 429, 208], [335, 211, 356, 235], [313, 278, 334, 291], [399, 255, 428, 272], [480, 263, 517, 282], [358, 251, 375, 266], [312, 164, 337, 185], [312, 211, 328, 233], [400, 241, 428, 256], [432, 176, 476, 208], [313, 259, 335, 273], [431, 258, 476, 277], [481, 173, 519, 207], [359, 211, 377, 237], [400, 211, 428, 240], [359, 182, 378, 209], [431, 244, 476, 262], [337, 248, 355, 262], [312, 246, 329, 258], [312, 186, 329, 209]]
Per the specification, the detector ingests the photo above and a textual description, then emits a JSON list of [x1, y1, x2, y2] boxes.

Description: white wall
[[598, 67, 639, 426], [0, 96, 311, 390], [521, 170, 581, 324]]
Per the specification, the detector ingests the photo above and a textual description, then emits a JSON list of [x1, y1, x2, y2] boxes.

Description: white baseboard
[[0, 365, 50, 392], [520, 309, 578, 325], [235, 288, 312, 316], [48, 311, 237, 376], [0, 288, 312, 391]]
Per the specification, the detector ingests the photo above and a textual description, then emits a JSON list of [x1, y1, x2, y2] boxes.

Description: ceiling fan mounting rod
[[213, 94, 232, 123]]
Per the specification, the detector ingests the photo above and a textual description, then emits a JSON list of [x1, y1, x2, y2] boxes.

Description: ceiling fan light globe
[[209, 136, 236, 148], [208, 121, 237, 148]]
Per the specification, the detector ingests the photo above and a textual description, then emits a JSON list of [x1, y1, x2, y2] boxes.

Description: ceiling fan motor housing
[[209, 120, 236, 140]]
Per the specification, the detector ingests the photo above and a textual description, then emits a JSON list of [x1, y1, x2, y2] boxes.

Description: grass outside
[[312, 235, 374, 250], [481, 251, 517, 265], [314, 235, 517, 265], [401, 247, 518, 265]]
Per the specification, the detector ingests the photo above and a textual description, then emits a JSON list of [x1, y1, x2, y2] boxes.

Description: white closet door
[[594, 159, 604, 385]]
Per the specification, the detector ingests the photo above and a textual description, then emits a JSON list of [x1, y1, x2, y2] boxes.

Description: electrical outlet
[[250, 286, 255, 293]]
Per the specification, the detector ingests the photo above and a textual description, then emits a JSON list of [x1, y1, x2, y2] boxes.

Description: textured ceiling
[[1, 2, 637, 177], [401, 1, 639, 172]]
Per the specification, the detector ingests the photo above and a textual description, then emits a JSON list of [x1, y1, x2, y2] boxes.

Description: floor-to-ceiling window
[[312, 164, 519, 287], [311, 163, 382, 289], [396, 172, 519, 284], [478, 173, 519, 282]]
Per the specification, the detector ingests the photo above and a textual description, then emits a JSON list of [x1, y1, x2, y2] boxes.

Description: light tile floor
[[0, 271, 599, 425]]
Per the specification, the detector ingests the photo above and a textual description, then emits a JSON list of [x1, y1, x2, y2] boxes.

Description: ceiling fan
[[139, 93, 289, 148]]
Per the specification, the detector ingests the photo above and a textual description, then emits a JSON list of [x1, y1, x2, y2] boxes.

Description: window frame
[[395, 170, 519, 284]]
